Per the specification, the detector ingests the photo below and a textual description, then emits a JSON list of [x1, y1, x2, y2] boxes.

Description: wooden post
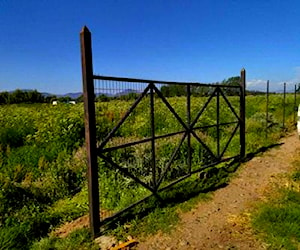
[[80, 26, 100, 238], [240, 68, 246, 158]]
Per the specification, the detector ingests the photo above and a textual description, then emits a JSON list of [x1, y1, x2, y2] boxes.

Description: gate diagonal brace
[[218, 87, 241, 122], [99, 153, 156, 193], [190, 87, 218, 128], [98, 84, 151, 150]]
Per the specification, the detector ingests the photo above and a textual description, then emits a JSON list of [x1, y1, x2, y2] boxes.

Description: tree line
[[1, 81, 299, 104], [0, 89, 77, 105], [160, 76, 243, 97], [160, 78, 300, 97]]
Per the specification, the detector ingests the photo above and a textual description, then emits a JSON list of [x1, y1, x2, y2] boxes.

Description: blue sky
[[1, 0, 300, 94]]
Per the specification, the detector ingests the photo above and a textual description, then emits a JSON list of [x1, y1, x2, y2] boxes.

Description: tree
[[0, 89, 46, 104], [45, 95, 58, 103], [10, 89, 24, 103], [222, 76, 240, 86], [221, 76, 240, 96], [119, 92, 139, 101], [76, 94, 84, 103], [160, 84, 186, 97], [58, 96, 72, 103], [191, 86, 213, 97], [0, 91, 9, 104], [96, 94, 110, 102], [25, 90, 44, 103]]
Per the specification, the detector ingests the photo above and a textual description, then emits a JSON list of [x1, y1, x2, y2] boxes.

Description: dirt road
[[137, 133, 300, 250]]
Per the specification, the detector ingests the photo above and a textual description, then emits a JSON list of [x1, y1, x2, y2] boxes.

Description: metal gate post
[[240, 68, 246, 158], [266, 80, 269, 138], [294, 84, 297, 126], [283, 82, 286, 128], [80, 26, 100, 238]]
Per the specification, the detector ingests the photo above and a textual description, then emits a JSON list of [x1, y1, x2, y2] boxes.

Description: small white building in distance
[[52, 100, 76, 105]]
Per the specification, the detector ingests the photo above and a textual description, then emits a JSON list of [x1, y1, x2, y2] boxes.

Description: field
[[0, 93, 297, 249]]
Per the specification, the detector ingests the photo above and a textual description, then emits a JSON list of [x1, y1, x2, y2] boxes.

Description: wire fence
[[80, 26, 299, 237]]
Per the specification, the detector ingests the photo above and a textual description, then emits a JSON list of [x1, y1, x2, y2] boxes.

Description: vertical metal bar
[[294, 84, 297, 126], [240, 68, 246, 158], [186, 84, 191, 174], [283, 82, 286, 128], [80, 26, 100, 238], [216, 86, 220, 158], [150, 83, 156, 190], [266, 80, 269, 138]]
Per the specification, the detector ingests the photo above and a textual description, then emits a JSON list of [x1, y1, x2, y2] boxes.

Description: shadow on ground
[[99, 142, 284, 235]]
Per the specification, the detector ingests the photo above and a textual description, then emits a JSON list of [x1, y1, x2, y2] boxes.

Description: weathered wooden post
[[80, 26, 100, 238], [240, 68, 246, 159]]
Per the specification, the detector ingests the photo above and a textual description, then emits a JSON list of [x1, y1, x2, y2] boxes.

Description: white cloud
[[247, 67, 300, 92], [247, 79, 267, 88]]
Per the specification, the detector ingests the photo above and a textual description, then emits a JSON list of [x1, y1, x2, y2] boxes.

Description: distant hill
[[60, 92, 82, 99], [40, 92, 82, 99], [42, 91, 134, 98], [40, 92, 55, 97]]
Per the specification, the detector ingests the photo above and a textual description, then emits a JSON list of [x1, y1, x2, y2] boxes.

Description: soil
[[53, 210, 113, 238], [136, 132, 300, 250]]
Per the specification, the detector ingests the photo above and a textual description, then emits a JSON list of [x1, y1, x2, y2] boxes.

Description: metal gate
[[80, 26, 246, 237]]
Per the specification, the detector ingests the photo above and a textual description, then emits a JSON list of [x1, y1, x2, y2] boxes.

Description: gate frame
[[80, 26, 246, 237]]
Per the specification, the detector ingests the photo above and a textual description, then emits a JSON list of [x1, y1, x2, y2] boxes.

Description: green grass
[[0, 94, 297, 249], [88, 161, 235, 244], [31, 179, 211, 249], [33, 162, 231, 248], [252, 153, 300, 250], [30, 228, 99, 250]]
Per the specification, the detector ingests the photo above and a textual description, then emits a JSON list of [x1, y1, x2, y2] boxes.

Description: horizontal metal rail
[[99, 121, 238, 153], [99, 130, 186, 153], [93, 74, 242, 89], [192, 121, 238, 130]]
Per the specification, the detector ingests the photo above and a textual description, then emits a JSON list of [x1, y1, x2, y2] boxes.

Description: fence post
[[186, 84, 192, 173], [266, 80, 269, 138], [294, 84, 297, 126], [283, 82, 286, 128], [80, 26, 100, 238], [240, 68, 246, 158], [150, 84, 156, 190], [216, 86, 220, 158]]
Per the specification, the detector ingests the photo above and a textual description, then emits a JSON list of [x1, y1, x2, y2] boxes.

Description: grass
[[33, 159, 238, 249], [30, 228, 99, 250], [252, 150, 300, 250], [0, 94, 297, 249], [31, 180, 212, 249], [105, 160, 241, 240]]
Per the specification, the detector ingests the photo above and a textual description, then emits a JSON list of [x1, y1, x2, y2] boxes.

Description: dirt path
[[137, 133, 300, 250]]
